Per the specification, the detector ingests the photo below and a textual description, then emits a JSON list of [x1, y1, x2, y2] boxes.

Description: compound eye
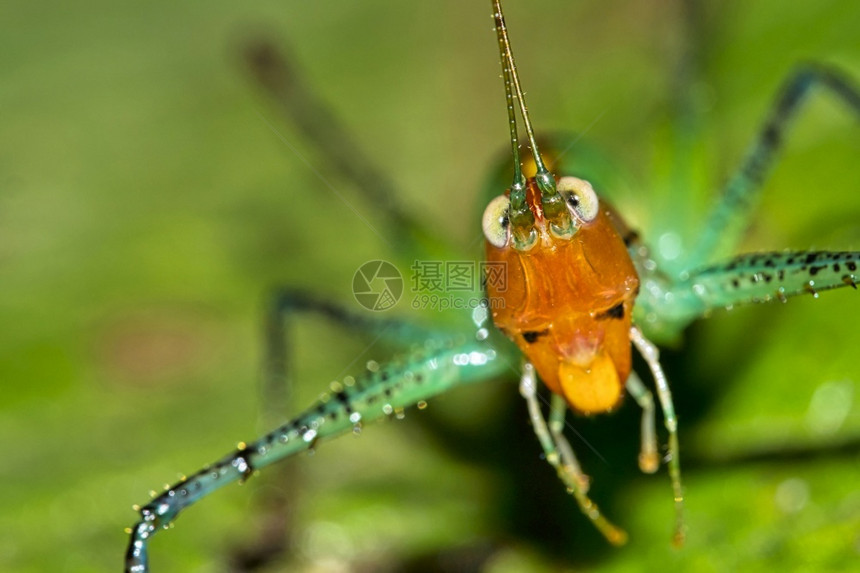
[[482, 195, 511, 248], [557, 176, 599, 223]]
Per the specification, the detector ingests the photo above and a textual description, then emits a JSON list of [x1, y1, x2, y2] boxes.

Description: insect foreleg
[[519, 363, 627, 545], [630, 326, 685, 546], [625, 372, 659, 474], [686, 65, 860, 267], [548, 393, 590, 493]]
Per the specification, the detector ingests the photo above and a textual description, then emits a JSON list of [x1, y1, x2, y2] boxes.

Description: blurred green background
[[1, 1, 858, 571]]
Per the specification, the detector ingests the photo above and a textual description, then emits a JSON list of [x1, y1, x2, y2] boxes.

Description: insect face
[[483, 176, 639, 414]]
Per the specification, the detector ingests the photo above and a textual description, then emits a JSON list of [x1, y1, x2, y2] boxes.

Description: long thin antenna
[[491, 0, 538, 249], [492, 1, 526, 211], [492, 0, 573, 240], [492, 0, 557, 199]]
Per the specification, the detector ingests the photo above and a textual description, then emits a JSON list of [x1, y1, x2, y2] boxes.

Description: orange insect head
[[483, 176, 640, 414]]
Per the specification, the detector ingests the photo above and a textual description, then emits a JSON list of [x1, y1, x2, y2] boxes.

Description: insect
[[125, 1, 860, 571]]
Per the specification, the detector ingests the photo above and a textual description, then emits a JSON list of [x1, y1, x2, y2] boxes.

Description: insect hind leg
[[242, 41, 431, 252], [686, 65, 860, 268]]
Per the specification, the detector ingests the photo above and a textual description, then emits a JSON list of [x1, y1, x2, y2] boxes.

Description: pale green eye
[[557, 176, 599, 223], [482, 194, 511, 248]]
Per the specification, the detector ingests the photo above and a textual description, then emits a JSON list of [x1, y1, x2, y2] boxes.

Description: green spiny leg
[[629, 326, 685, 546], [635, 251, 860, 342], [625, 371, 659, 474], [684, 65, 860, 269], [518, 362, 628, 546], [641, 251, 860, 332], [125, 333, 510, 573], [688, 251, 859, 308], [233, 290, 445, 568], [548, 393, 590, 493]]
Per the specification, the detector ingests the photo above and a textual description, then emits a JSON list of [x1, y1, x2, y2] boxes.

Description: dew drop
[[657, 232, 682, 261], [303, 429, 318, 443]]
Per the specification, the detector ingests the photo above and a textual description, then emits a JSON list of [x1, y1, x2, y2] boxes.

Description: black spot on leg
[[731, 278, 740, 288], [762, 124, 781, 147], [848, 262, 857, 272], [330, 389, 354, 418], [809, 265, 826, 277], [833, 263, 841, 273]]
